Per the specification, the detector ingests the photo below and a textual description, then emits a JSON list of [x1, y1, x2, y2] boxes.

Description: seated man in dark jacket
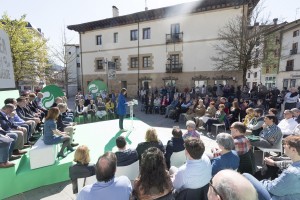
[[115, 136, 138, 166]]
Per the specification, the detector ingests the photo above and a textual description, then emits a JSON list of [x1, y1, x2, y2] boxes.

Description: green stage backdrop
[[41, 85, 64, 108], [87, 80, 107, 97]]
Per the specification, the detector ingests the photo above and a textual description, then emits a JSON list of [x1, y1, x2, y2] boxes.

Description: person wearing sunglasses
[[208, 169, 257, 200]]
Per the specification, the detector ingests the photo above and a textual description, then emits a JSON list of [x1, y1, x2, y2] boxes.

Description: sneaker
[[198, 126, 205, 130], [207, 132, 212, 137], [120, 129, 127, 132]]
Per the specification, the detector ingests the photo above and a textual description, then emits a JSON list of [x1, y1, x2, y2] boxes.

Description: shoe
[[71, 143, 79, 147], [120, 129, 127, 132], [57, 153, 66, 159], [13, 150, 27, 155], [25, 141, 35, 145], [0, 162, 15, 168], [198, 126, 205, 130], [67, 148, 75, 152], [23, 144, 31, 149], [207, 132, 212, 137], [9, 155, 21, 161]]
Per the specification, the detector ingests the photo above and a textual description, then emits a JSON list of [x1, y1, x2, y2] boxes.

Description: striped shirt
[[260, 124, 282, 145]]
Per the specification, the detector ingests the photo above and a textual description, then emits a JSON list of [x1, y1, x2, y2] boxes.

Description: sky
[[0, 0, 300, 52]]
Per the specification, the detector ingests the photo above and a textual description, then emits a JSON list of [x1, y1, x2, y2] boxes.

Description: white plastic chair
[[170, 150, 186, 168], [256, 137, 283, 164], [115, 161, 139, 180]]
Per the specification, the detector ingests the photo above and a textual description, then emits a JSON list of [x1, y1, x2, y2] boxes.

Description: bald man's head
[[208, 170, 258, 200], [95, 152, 117, 182]]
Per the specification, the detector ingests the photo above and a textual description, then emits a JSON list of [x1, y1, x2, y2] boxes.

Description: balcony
[[165, 63, 183, 73], [290, 48, 298, 55], [286, 65, 294, 71], [166, 33, 183, 44]]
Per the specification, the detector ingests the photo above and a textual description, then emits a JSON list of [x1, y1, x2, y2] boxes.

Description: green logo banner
[[41, 85, 64, 108], [87, 80, 107, 96]]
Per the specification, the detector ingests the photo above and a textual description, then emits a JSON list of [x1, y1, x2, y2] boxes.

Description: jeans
[[119, 115, 124, 129], [243, 173, 271, 200], [205, 119, 220, 132]]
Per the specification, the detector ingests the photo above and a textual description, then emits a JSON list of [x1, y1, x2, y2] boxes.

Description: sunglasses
[[209, 179, 224, 200]]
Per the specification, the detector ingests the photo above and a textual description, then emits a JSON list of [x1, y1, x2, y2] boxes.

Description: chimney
[[37, 28, 41, 33], [112, 6, 119, 17], [273, 18, 278, 25]]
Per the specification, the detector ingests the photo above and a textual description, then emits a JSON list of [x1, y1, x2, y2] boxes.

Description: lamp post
[[167, 57, 173, 87]]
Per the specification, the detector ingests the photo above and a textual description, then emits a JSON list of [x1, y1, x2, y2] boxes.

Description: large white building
[[68, 0, 258, 96], [277, 20, 300, 90]]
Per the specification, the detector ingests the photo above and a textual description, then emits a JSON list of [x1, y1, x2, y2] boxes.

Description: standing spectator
[[115, 136, 138, 166], [77, 152, 132, 200], [284, 87, 299, 110], [117, 88, 127, 131], [132, 147, 173, 199]]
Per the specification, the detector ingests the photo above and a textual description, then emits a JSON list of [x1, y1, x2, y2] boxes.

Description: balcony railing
[[286, 65, 294, 71], [166, 33, 183, 44], [165, 63, 183, 73], [290, 48, 298, 55]]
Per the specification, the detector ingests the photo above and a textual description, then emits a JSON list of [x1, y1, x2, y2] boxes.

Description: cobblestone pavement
[[6, 98, 261, 200]]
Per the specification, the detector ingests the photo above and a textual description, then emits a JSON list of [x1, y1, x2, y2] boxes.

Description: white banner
[[0, 29, 15, 89]]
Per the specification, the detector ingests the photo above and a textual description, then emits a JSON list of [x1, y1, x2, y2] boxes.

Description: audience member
[[230, 122, 251, 156], [95, 97, 107, 119], [76, 99, 88, 123], [136, 128, 165, 161], [247, 108, 264, 136], [165, 127, 185, 169], [77, 152, 132, 200], [132, 147, 173, 200], [243, 108, 255, 127], [244, 135, 300, 200], [43, 107, 74, 158], [0, 125, 18, 168], [170, 137, 211, 191], [201, 104, 226, 137], [283, 87, 299, 110], [291, 108, 300, 123], [251, 115, 282, 148], [210, 133, 240, 176], [115, 136, 138, 166], [208, 169, 258, 200], [182, 120, 200, 140], [278, 110, 298, 137]]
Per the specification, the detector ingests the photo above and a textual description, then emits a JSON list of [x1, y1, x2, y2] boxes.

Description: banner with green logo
[[41, 85, 64, 108], [88, 80, 107, 96]]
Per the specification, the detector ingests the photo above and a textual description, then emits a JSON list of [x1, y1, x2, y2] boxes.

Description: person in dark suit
[[115, 136, 138, 166], [165, 127, 185, 169]]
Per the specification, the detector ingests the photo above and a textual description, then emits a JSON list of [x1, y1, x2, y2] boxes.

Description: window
[[293, 30, 299, 37], [143, 28, 151, 39], [143, 56, 150, 68], [275, 36, 280, 45], [68, 52, 71, 55], [171, 23, 180, 34], [97, 59, 104, 70], [130, 30, 138, 41], [290, 79, 296, 87], [130, 57, 138, 68], [266, 66, 270, 73], [247, 73, 250, 78], [286, 60, 294, 71], [114, 58, 119, 68], [170, 54, 179, 64], [96, 35, 102, 45], [283, 79, 288, 88], [254, 72, 257, 78], [77, 63, 80, 68], [291, 42, 298, 54], [114, 32, 118, 43]]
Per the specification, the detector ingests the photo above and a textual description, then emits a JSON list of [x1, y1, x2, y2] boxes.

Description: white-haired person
[[182, 120, 200, 140]]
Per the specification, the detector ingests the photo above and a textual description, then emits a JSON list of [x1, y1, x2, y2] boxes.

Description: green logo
[[87, 80, 107, 95], [41, 85, 64, 108]]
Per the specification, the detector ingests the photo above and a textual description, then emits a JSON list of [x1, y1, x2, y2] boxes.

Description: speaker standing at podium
[[117, 88, 127, 132]]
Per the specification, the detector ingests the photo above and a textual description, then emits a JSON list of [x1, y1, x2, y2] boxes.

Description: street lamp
[[167, 57, 173, 87]]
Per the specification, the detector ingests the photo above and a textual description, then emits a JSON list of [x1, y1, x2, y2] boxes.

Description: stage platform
[[0, 118, 217, 199]]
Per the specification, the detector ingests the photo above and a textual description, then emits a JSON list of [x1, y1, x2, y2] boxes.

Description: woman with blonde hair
[[73, 145, 91, 165], [136, 128, 165, 161], [243, 108, 255, 127]]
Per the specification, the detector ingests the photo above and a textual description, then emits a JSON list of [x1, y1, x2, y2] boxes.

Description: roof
[[68, 0, 259, 32]]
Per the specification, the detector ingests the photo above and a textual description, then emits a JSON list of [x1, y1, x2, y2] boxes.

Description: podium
[[127, 99, 138, 131]]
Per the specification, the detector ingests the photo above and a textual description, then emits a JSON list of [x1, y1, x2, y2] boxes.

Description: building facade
[[277, 20, 300, 90], [68, 0, 257, 96]]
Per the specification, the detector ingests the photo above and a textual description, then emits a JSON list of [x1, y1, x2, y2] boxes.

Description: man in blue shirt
[[244, 135, 300, 200], [77, 152, 132, 200]]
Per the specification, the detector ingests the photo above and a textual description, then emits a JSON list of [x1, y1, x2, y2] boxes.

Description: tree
[[211, 2, 271, 86], [0, 13, 49, 88], [50, 28, 77, 97]]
